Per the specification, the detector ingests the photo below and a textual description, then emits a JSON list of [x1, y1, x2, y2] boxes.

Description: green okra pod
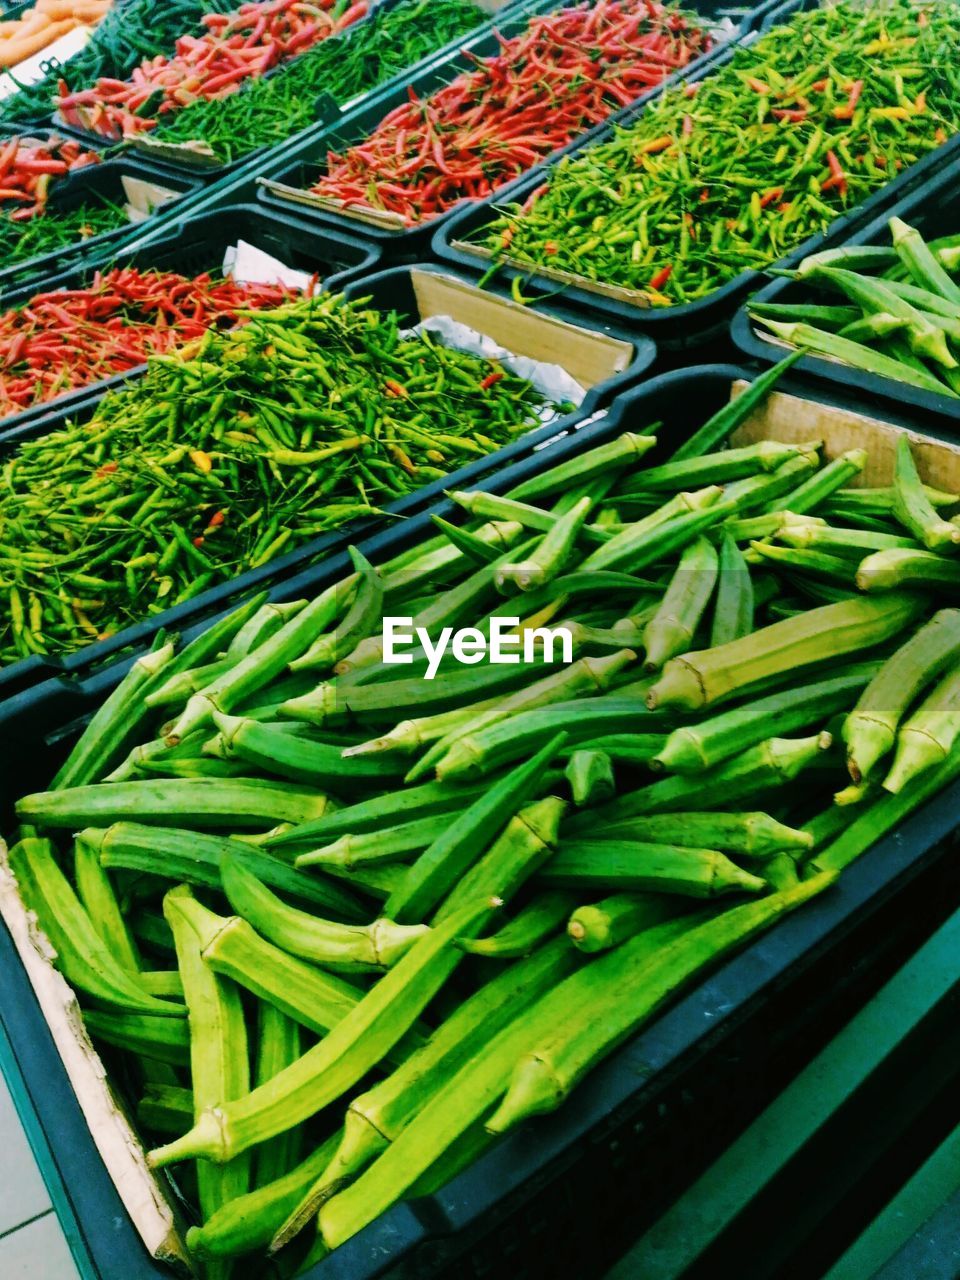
[[564, 749, 616, 807], [221, 857, 428, 973], [747, 541, 857, 587], [73, 837, 140, 974], [165, 887, 251, 1234], [138, 1085, 194, 1137], [646, 595, 925, 713], [273, 936, 581, 1251], [843, 610, 960, 783], [294, 812, 452, 870], [83, 1010, 191, 1067], [290, 548, 383, 672], [457, 890, 578, 957], [892, 436, 960, 553], [486, 873, 836, 1135], [883, 666, 960, 794], [224, 600, 308, 662], [387, 735, 566, 922], [495, 496, 592, 593], [889, 216, 960, 308], [186, 1131, 344, 1261], [619, 441, 808, 495], [7, 839, 182, 1018], [595, 811, 813, 859], [540, 841, 766, 897], [857, 548, 960, 593], [434, 796, 566, 923], [508, 434, 657, 503], [148, 896, 497, 1168], [145, 659, 236, 709], [766, 449, 867, 516], [567, 894, 690, 953], [253, 1006, 303, 1192], [18, 777, 336, 830], [567, 734, 831, 831], [211, 714, 407, 788], [711, 532, 754, 648], [85, 823, 366, 920], [643, 536, 718, 671], [669, 354, 803, 462]]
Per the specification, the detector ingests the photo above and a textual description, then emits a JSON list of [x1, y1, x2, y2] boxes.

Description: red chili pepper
[[821, 149, 847, 196], [384, 379, 408, 398], [759, 187, 785, 208], [771, 108, 808, 123], [480, 371, 504, 390], [649, 264, 673, 290], [832, 78, 863, 120]]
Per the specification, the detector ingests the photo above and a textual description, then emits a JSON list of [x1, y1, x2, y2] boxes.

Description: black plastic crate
[[0, 154, 199, 294], [5, 364, 960, 1280], [731, 153, 960, 424], [434, 0, 960, 351], [0, 260, 655, 698], [255, 0, 750, 261], [0, 201, 382, 442]]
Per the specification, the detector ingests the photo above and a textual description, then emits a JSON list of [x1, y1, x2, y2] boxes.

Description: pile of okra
[[13, 357, 960, 1272]]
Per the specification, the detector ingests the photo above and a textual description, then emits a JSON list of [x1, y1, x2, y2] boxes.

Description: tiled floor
[[0, 1069, 79, 1279]]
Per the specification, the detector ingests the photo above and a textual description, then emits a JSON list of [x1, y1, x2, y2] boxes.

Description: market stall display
[[0, 130, 99, 215], [6, 365, 960, 1278]]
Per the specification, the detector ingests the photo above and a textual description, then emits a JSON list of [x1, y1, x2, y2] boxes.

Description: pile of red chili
[[0, 135, 100, 219], [307, 0, 711, 225], [0, 267, 302, 418], [55, 0, 369, 141]]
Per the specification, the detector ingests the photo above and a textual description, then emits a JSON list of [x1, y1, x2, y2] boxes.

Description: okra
[[211, 715, 406, 788], [290, 548, 383, 672], [567, 894, 690, 953], [711, 532, 754, 647], [435, 796, 566, 923], [162, 891, 373, 1042], [843, 610, 960, 782], [808, 742, 960, 875], [387, 735, 565, 922], [339, 695, 503, 760], [857, 548, 960, 593], [540, 841, 767, 897], [652, 664, 878, 774], [266, 779, 489, 848], [747, 541, 856, 587], [253, 1006, 303, 1192], [619, 441, 808, 494], [224, 600, 308, 662], [487, 873, 836, 1135], [145, 659, 236, 709], [434, 693, 663, 783], [890, 216, 960, 308], [83, 1009, 190, 1067], [406, 648, 638, 783], [278, 936, 581, 1248], [432, 516, 522, 566], [643, 536, 718, 671], [578, 502, 730, 577], [778, 524, 918, 555], [148, 897, 497, 1167], [138, 1085, 194, 1137], [294, 813, 451, 870], [186, 1131, 343, 1261], [169, 577, 352, 742], [646, 595, 925, 713], [496, 496, 592, 593], [508, 433, 657, 503], [883, 666, 960, 793], [73, 837, 140, 973], [85, 823, 366, 919], [568, 734, 830, 829], [766, 449, 867, 516], [7, 839, 183, 1018], [892, 436, 960, 552], [165, 886, 251, 1234], [564, 750, 616, 807], [595, 812, 813, 859], [17, 777, 336, 830], [813, 267, 956, 368], [221, 857, 428, 973], [458, 890, 578, 957], [670, 353, 803, 462], [447, 489, 555, 534]]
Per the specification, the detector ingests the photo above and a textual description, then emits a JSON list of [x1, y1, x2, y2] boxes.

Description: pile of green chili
[[152, 0, 488, 165], [0, 200, 127, 270], [0, 291, 557, 663], [477, 0, 960, 305], [0, 0, 223, 125]]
